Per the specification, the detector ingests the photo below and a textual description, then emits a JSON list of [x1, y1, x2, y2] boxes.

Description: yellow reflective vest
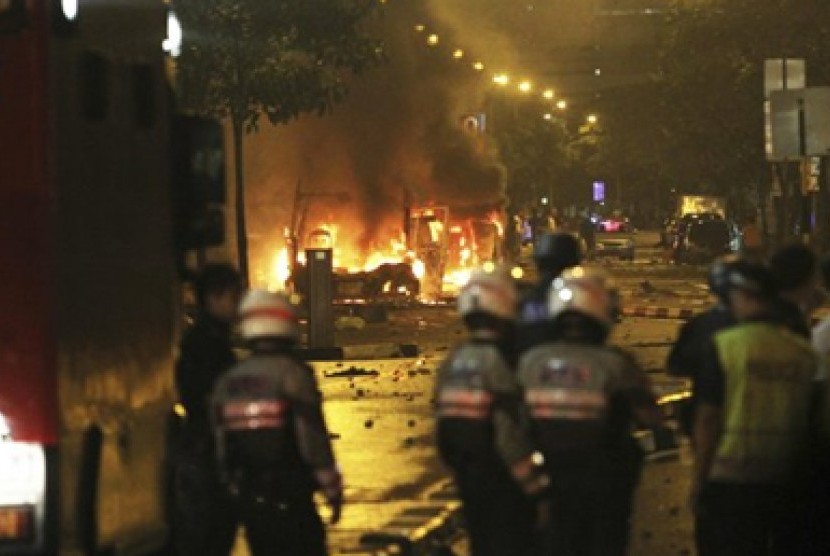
[[711, 322, 820, 484]]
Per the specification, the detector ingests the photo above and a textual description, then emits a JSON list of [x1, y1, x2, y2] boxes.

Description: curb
[[299, 343, 420, 361], [622, 306, 696, 320], [356, 481, 463, 556]]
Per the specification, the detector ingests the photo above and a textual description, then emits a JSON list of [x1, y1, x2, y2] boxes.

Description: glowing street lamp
[[556, 99, 568, 110], [472, 61, 485, 71], [587, 114, 599, 125], [542, 89, 555, 100], [492, 73, 510, 86], [543, 113, 553, 121], [453, 49, 464, 59], [414, 24, 425, 32], [162, 10, 182, 57], [518, 80, 533, 93], [61, 0, 79, 20], [427, 34, 439, 46]]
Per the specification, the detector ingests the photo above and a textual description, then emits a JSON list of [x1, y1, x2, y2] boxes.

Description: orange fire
[[264, 211, 506, 299]]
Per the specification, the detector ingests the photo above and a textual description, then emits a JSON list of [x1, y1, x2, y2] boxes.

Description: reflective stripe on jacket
[[435, 342, 533, 466]]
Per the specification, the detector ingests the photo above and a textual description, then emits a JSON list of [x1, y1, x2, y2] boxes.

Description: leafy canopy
[[174, 0, 384, 130]]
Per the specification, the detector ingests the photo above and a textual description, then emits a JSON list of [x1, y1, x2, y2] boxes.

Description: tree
[[174, 0, 382, 283], [489, 95, 574, 210], [657, 0, 830, 241]]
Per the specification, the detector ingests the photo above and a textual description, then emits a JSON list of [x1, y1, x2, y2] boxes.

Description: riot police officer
[[667, 255, 739, 437], [435, 267, 549, 556], [211, 291, 342, 556], [519, 266, 659, 556], [692, 259, 824, 556], [172, 263, 241, 555], [517, 232, 582, 354]]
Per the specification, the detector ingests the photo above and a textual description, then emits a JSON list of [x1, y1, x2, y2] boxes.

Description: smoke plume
[[245, 0, 511, 279]]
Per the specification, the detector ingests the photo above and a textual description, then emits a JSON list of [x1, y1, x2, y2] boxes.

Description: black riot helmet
[[533, 232, 582, 276], [724, 259, 777, 301], [708, 254, 743, 304]]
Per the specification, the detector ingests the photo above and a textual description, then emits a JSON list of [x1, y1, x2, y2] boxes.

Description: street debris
[[324, 366, 380, 378]]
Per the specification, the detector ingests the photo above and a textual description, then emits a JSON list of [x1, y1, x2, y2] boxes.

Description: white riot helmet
[[238, 290, 299, 341], [548, 266, 619, 328], [458, 266, 518, 322]]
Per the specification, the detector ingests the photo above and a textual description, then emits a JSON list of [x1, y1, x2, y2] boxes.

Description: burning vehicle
[[276, 203, 504, 304]]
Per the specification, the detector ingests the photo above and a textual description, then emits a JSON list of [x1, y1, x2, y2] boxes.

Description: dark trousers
[[235, 492, 326, 556], [695, 481, 798, 556], [456, 469, 536, 556], [171, 447, 237, 556], [540, 483, 634, 556]]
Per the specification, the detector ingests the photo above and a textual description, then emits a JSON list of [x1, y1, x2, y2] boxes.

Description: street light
[[414, 24, 425, 32], [453, 49, 464, 59], [61, 0, 78, 20], [162, 10, 182, 57], [543, 113, 553, 121], [492, 73, 510, 86], [587, 114, 599, 125], [518, 80, 533, 93], [427, 34, 439, 46], [542, 89, 555, 100], [556, 99, 568, 110], [472, 61, 485, 72]]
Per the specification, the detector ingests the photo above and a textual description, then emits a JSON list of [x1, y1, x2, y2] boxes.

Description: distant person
[[579, 214, 596, 256], [516, 232, 582, 354], [211, 291, 342, 555], [435, 268, 548, 556], [741, 214, 763, 260], [692, 259, 823, 555], [519, 267, 659, 555], [667, 255, 739, 438], [770, 243, 821, 338], [173, 264, 242, 555]]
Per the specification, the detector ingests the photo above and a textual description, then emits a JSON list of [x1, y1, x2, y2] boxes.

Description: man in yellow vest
[[691, 259, 825, 555]]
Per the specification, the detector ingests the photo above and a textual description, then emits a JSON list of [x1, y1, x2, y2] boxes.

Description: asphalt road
[[229, 231, 705, 555]]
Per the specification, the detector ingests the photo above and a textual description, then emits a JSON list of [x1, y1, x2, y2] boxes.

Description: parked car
[[673, 213, 734, 264], [597, 215, 633, 233], [594, 233, 636, 261]]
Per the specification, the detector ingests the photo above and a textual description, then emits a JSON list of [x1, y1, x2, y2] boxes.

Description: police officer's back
[[211, 291, 342, 556], [667, 256, 738, 437], [519, 267, 659, 556], [517, 232, 582, 354], [436, 268, 548, 556]]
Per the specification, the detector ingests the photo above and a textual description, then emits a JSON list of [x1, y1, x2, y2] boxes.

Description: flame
[[412, 259, 425, 280], [270, 248, 291, 291], [444, 269, 472, 288]]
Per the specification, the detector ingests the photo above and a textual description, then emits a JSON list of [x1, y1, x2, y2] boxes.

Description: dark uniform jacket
[[667, 305, 735, 380], [176, 313, 236, 437], [211, 353, 340, 501], [518, 342, 656, 479], [435, 339, 534, 477]]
